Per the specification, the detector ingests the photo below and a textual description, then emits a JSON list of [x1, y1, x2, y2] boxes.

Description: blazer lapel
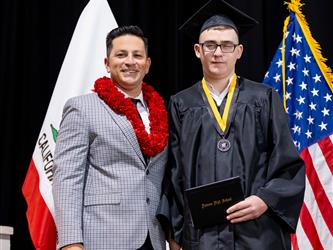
[[97, 96, 146, 165]]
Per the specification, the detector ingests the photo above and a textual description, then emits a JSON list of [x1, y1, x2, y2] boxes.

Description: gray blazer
[[52, 93, 167, 250]]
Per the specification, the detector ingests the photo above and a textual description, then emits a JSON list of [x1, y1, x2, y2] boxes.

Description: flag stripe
[[298, 203, 324, 250], [317, 134, 333, 175], [294, 221, 314, 250], [22, 160, 56, 249], [291, 233, 300, 250], [303, 176, 332, 248], [309, 137, 333, 206], [304, 146, 333, 235]]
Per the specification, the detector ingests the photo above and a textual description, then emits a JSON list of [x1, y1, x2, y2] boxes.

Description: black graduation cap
[[179, 0, 258, 40]]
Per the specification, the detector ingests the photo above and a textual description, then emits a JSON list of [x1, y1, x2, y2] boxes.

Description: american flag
[[263, 1, 333, 249]]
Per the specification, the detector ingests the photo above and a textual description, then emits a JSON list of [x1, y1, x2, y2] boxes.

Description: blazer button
[[146, 197, 150, 204]]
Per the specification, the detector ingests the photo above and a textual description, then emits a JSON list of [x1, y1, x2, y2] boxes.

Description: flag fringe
[[281, 16, 290, 110], [284, 0, 333, 93]]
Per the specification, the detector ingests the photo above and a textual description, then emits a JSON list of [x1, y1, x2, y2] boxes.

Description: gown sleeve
[[256, 88, 305, 232], [157, 96, 185, 245]]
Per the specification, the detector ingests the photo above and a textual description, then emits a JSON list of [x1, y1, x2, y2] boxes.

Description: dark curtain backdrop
[[0, 0, 332, 249]]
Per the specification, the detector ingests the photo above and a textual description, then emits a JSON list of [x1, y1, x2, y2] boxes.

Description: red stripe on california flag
[[317, 135, 333, 175], [291, 233, 299, 250], [301, 148, 333, 235], [298, 203, 324, 250], [22, 160, 56, 250]]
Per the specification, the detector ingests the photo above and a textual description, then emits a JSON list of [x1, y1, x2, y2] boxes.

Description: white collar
[[116, 86, 147, 109], [205, 75, 234, 106]]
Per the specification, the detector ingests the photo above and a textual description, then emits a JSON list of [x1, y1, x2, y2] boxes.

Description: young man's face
[[194, 26, 243, 81], [104, 34, 151, 94]]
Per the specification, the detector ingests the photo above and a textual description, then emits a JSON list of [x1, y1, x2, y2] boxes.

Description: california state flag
[[22, 0, 117, 248]]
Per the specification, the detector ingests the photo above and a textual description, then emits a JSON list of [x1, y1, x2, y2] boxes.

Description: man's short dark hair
[[106, 25, 148, 56]]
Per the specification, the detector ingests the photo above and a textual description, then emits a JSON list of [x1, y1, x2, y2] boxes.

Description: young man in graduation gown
[[157, 0, 305, 249]]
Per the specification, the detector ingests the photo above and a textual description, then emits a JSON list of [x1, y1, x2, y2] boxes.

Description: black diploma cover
[[185, 176, 244, 228]]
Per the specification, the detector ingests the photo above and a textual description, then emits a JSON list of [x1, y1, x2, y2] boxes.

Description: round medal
[[217, 138, 231, 152]]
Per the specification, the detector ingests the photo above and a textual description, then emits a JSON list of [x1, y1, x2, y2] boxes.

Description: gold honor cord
[[281, 16, 290, 111], [202, 74, 237, 132]]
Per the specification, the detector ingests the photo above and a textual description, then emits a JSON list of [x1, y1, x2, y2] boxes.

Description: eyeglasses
[[199, 41, 239, 53]]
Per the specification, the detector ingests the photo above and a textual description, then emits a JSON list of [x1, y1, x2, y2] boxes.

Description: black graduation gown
[[157, 77, 305, 250]]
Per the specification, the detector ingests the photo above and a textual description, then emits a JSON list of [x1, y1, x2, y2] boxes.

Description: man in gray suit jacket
[[52, 25, 169, 250]]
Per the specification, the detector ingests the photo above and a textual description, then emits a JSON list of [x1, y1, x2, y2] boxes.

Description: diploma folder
[[185, 176, 244, 228]]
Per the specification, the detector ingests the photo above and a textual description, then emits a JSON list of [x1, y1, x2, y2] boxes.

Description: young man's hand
[[226, 195, 268, 223]]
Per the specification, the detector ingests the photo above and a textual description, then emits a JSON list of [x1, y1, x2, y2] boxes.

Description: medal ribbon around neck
[[202, 74, 237, 132]]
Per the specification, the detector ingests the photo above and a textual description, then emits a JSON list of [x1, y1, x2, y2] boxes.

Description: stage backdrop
[[0, 0, 332, 249]]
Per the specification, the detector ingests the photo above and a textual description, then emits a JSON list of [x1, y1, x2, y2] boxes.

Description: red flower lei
[[94, 77, 168, 157]]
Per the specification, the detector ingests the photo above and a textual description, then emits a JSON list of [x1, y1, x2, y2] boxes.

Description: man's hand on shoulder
[[226, 195, 268, 223], [62, 243, 84, 250]]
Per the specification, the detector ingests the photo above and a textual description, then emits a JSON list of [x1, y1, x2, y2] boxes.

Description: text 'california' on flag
[[263, 0, 333, 249], [22, 0, 117, 249]]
